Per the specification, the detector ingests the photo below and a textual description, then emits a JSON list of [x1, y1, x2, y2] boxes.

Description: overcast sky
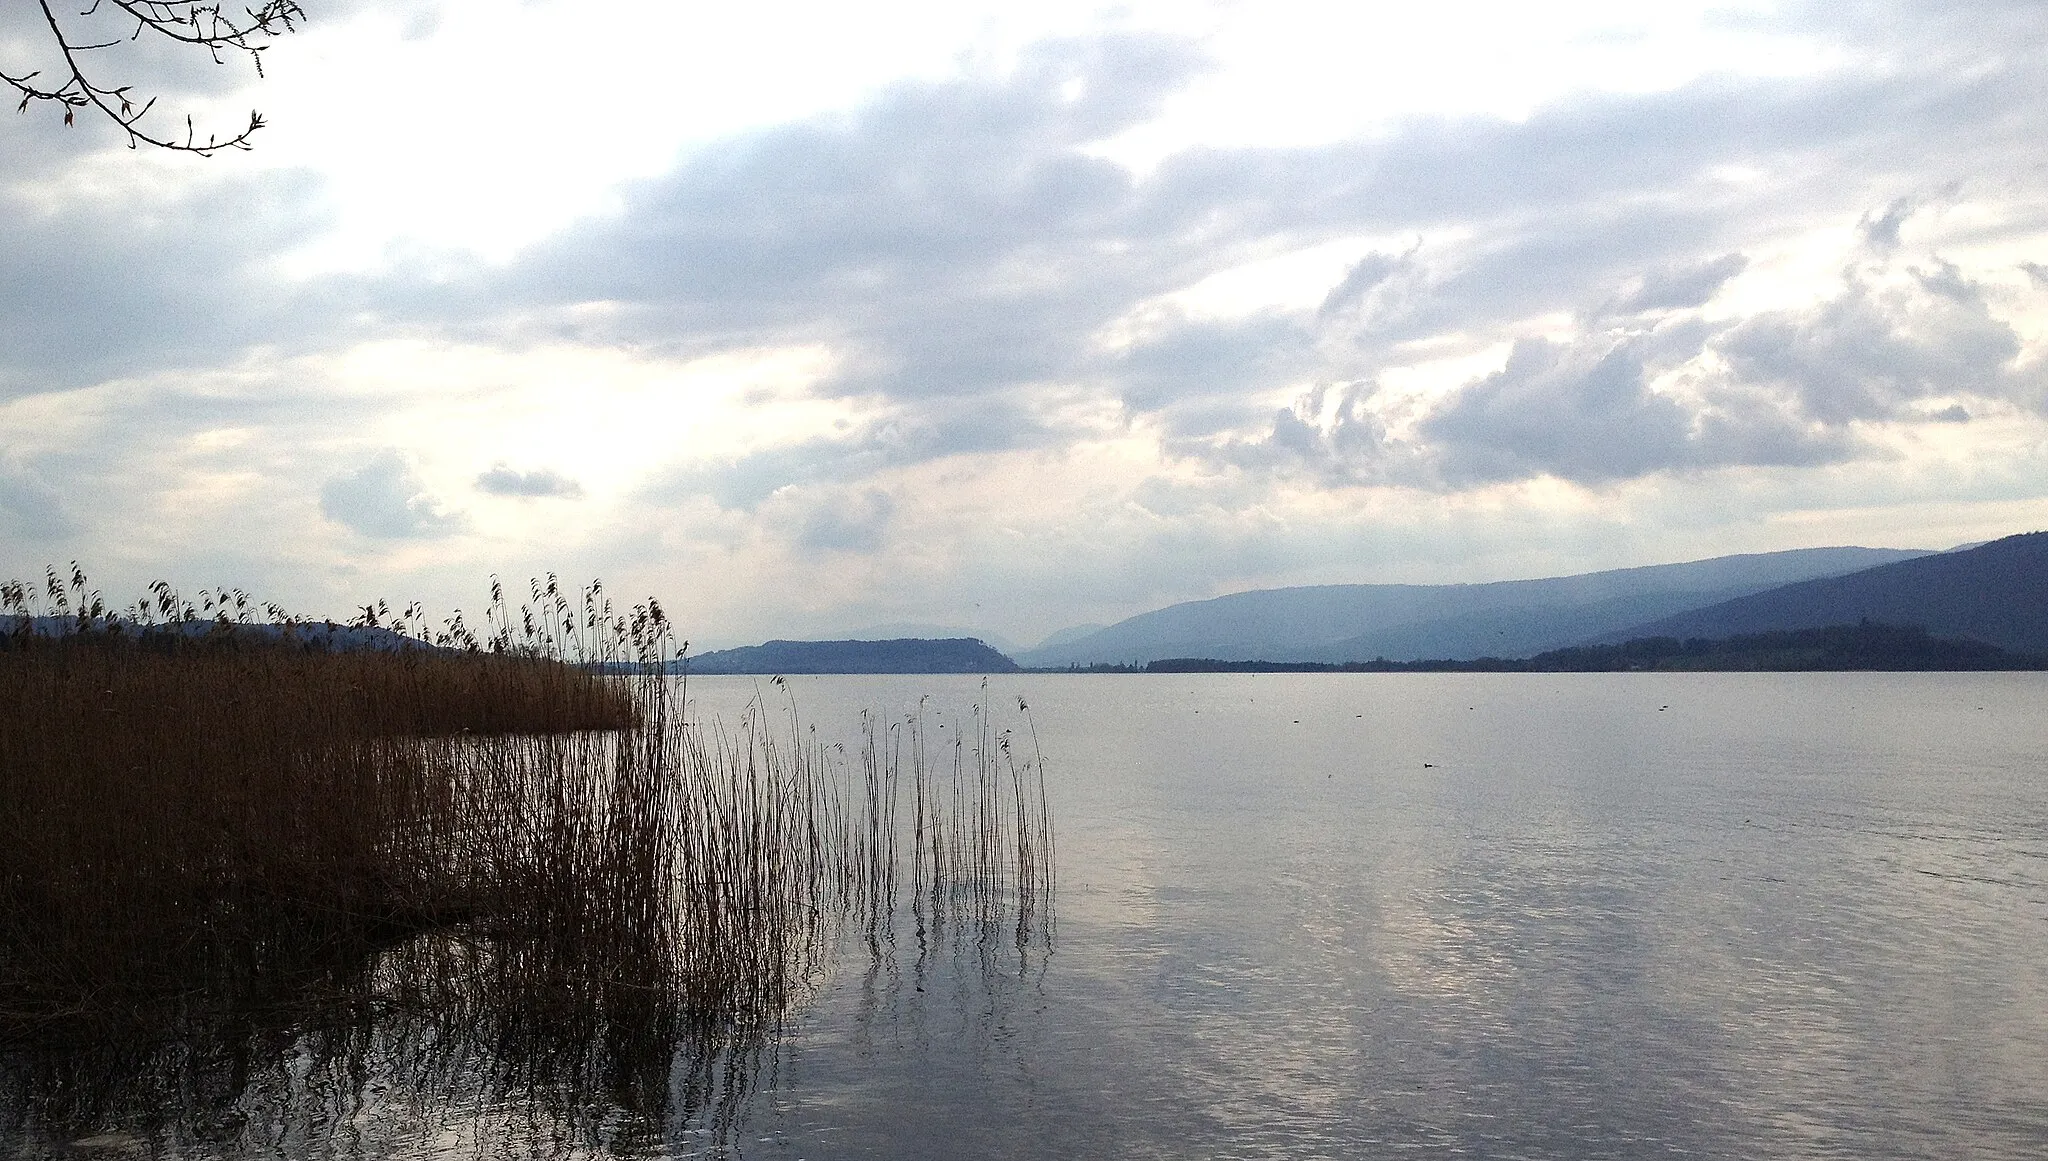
[[3, 0, 2045, 648]]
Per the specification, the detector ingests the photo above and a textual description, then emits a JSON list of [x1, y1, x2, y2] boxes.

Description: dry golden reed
[[0, 568, 1053, 1061]]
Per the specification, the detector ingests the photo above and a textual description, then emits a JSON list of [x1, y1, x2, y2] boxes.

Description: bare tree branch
[[2, 0, 302, 155]]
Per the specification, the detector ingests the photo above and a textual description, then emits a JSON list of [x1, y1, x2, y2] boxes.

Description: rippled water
[[13, 673, 2048, 1158]]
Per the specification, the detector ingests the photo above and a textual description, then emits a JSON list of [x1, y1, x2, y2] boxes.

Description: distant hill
[[0, 616, 428, 652], [1018, 546, 1931, 667], [1599, 532, 2048, 653], [1139, 622, 2044, 672], [682, 637, 1020, 675], [816, 622, 1023, 656]]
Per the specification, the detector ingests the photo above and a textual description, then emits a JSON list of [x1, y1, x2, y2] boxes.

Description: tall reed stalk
[[1, 569, 1054, 1154]]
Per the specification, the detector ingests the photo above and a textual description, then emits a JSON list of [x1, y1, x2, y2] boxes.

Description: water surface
[[732, 672, 2048, 1160], [12, 673, 2048, 1159]]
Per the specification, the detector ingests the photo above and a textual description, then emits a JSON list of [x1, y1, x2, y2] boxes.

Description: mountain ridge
[[1595, 532, 2048, 653], [1018, 545, 1933, 667]]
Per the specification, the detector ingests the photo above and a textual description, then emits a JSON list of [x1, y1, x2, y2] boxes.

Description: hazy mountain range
[[1596, 532, 2048, 655], [1015, 545, 1937, 667], [693, 534, 2044, 671]]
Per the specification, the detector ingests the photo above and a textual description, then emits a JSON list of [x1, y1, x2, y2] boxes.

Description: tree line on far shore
[[1068, 621, 2047, 674]]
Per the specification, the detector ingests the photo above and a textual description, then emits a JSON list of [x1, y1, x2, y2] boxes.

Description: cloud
[[796, 488, 895, 553], [476, 24, 2043, 470], [500, 33, 1878, 428], [1412, 252, 2021, 485], [1422, 337, 1701, 484], [1201, 218, 2042, 490], [657, 396, 1046, 511], [22, 18, 2031, 455], [1180, 381, 1399, 484], [1715, 263, 2025, 424], [1858, 196, 1921, 254], [500, 35, 1205, 335], [0, 166, 337, 399], [319, 450, 464, 539], [1317, 245, 1429, 327], [0, 456, 74, 540], [1607, 254, 1750, 315], [1116, 312, 1319, 419], [475, 464, 584, 499]]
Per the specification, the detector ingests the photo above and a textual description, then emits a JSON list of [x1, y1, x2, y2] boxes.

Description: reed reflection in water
[[0, 677, 1054, 1160]]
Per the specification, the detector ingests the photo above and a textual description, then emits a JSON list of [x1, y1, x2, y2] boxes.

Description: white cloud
[[320, 450, 466, 539]]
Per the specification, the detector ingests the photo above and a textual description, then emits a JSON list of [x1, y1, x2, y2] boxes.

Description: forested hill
[[681, 638, 1020, 675], [1600, 532, 2048, 653]]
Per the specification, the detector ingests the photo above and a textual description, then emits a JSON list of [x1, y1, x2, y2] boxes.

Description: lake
[[8, 672, 2048, 1158]]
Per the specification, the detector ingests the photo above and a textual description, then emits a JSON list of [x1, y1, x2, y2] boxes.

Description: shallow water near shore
[[10, 672, 2048, 1158]]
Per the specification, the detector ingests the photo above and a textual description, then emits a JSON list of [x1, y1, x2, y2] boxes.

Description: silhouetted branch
[[2, 0, 302, 154]]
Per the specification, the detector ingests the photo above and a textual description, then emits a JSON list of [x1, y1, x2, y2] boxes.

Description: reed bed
[[0, 569, 1054, 1153]]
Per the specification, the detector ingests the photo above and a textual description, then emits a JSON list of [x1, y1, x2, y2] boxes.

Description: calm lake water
[[11, 673, 2048, 1158]]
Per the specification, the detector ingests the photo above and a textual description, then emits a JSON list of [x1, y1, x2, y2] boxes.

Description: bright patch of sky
[[259, 0, 1826, 266]]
